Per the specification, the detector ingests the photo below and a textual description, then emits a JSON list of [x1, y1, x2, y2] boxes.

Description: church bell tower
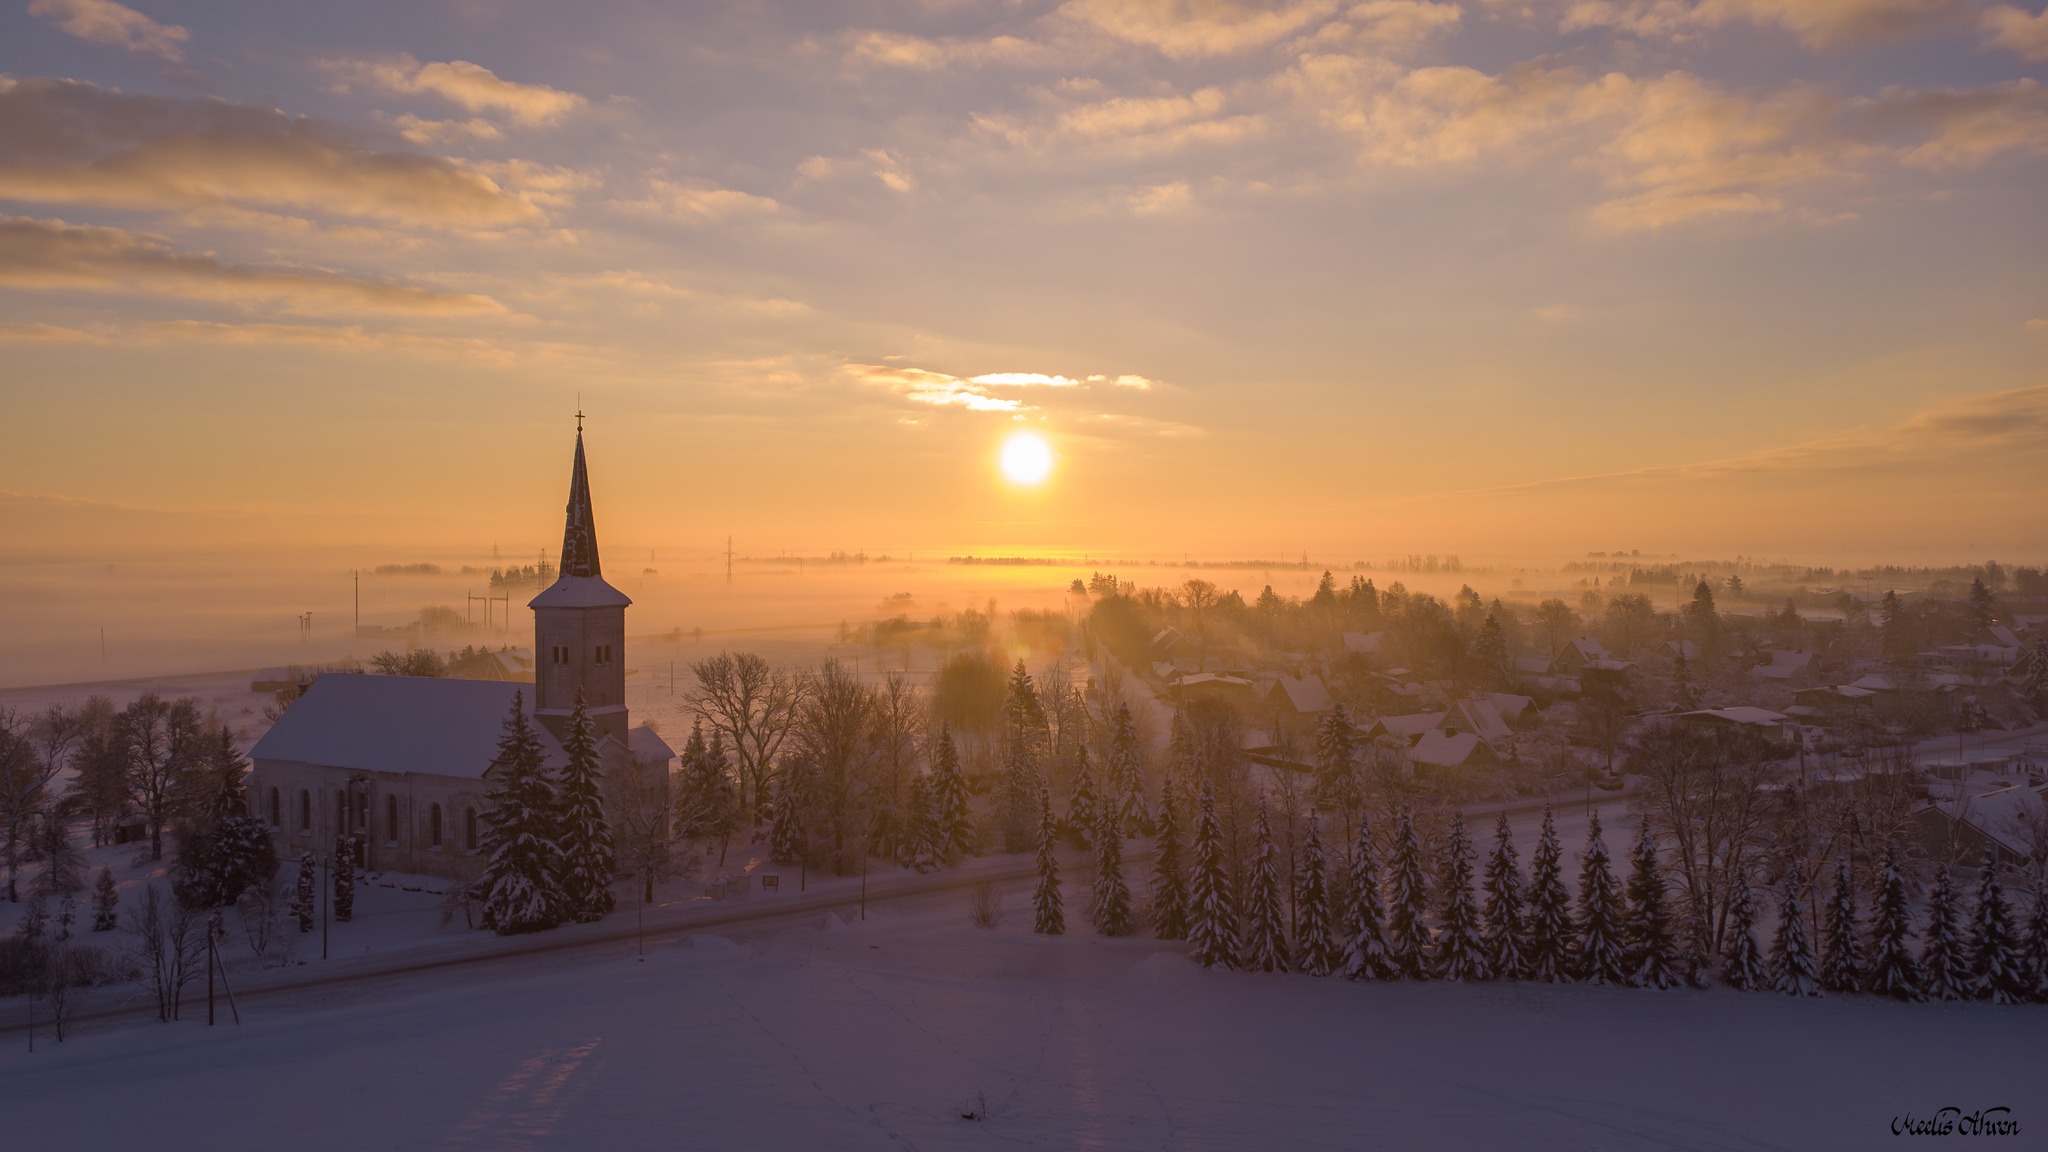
[[530, 420, 632, 747]]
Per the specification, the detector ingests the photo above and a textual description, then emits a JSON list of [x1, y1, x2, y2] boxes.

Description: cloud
[[0, 215, 505, 315], [0, 321, 97, 343], [848, 363, 1165, 414], [795, 150, 915, 192], [1984, 4, 2048, 60], [843, 30, 1054, 70], [970, 372, 1084, 387], [847, 363, 1029, 411], [0, 78, 540, 227], [328, 55, 586, 126], [1280, 56, 2046, 229], [979, 87, 1267, 155], [1059, 0, 1341, 59], [27, 0, 188, 61], [392, 114, 504, 146], [1875, 81, 2048, 170], [616, 178, 781, 221], [1559, 0, 1968, 45]]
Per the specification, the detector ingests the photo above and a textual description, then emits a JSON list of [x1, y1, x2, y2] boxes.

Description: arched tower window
[[430, 804, 443, 848]]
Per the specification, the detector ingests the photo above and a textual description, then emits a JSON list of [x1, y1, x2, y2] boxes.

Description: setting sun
[[1000, 431, 1054, 486]]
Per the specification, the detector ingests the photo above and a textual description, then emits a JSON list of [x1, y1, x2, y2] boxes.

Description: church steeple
[[559, 426, 602, 579], [530, 419, 631, 746]]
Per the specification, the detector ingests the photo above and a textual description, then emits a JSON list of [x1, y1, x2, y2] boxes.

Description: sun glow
[[999, 431, 1053, 486]]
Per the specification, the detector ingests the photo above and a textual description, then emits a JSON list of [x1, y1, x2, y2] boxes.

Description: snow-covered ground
[[7, 876, 2042, 1152]]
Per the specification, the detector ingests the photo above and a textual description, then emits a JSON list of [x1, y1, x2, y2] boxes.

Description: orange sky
[[2, 0, 2044, 568]]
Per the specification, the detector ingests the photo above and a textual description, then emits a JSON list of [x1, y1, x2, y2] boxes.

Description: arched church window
[[298, 790, 311, 832], [387, 795, 399, 844], [465, 808, 478, 852], [430, 804, 443, 848]]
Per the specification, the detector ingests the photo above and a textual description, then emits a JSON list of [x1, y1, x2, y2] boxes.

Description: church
[[250, 425, 674, 882]]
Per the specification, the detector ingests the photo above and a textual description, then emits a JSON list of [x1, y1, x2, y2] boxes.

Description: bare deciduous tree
[[688, 652, 802, 817], [1627, 721, 1781, 952]]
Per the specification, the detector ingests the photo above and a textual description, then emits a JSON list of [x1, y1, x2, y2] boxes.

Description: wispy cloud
[[326, 55, 586, 126], [1059, 0, 1341, 59], [0, 79, 540, 227], [846, 363, 1171, 414], [27, 0, 187, 61], [0, 215, 505, 315]]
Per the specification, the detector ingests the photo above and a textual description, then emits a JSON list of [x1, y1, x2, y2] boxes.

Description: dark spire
[[559, 426, 602, 579]]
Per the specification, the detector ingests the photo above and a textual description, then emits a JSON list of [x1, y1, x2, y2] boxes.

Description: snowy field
[[6, 878, 2042, 1152]]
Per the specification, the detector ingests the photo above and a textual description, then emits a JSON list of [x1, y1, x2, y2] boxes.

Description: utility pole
[[726, 536, 734, 586], [354, 569, 360, 635]]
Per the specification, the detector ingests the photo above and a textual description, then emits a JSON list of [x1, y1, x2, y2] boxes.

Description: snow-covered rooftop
[[529, 574, 632, 609], [251, 674, 564, 779]]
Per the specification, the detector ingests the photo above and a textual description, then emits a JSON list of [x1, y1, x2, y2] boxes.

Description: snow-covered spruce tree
[[1066, 744, 1099, 849], [1033, 782, 1064, 936], [931, 723, 975, 859], [1866, 850, 1921, 1000], [1092, 801, 1136, 937], [1107, 702, 1148, 836], [1241, 799, 1290, 972], [35, 811, 87, 898], [332, 835, 356, 923], [1721, 875, 1767, 991], [555, 693, 618, 924], [1768, 872, 1820, 997], [477, 693, 568, 935], [91, 865, 119, 932], [904, 772, 942, 873], [998, 660, 1045, 854], [1968, 850, 2025, 1004], [1819, 858, 1865, 995], [1151, 778, 1189, 940], [1386, 808, 1432, 979], [675, 720, 738, 847], [292, 852, 316, 933], [1482, 812, 1529, 981], [1573, 811, 1627, 986], [1624, 818, 1679, 990], [2020, 882, 2048, 1003], [1433, 812, 1488, 981], [1919, 865, 1970, 1001], [1344, 814, 1398, 981], [769, 761, 807, 865], [1311, 705, 1358, 819], [1295, 812, 1340, 976], [1525, 808, 1572, 983], [1186, 783, 1239, 968]]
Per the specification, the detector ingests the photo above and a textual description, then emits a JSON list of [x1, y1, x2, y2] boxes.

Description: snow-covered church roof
[[251, 674, 563, 779]]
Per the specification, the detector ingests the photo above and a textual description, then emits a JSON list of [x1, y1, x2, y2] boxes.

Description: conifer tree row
[[1920, 865, 1970, 1001], [1344, 814, 1397, 981], [1092, 798, 1135, 937], [1525, 808, 1573, 983], [1033, 782, 1063, 936], [1481, 812, 1528, 981], [1151, 778, 1189, 941], [1433, 812, 1487, 981], [1241, 799, 1289, 972], [1623, 819, 1678, 989], [1721, 875, 1767, 991], [1295, 812, 1340, 977], [556, 692, 617, 924], [1818, 858, 1864, 995], [1385, 808, 1431, 979], [1866, 850, 1921, 1000], [1574, 812, 1627, 986], [1769, 871, 1820, 997], [1187, 783, 1238, 969]]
